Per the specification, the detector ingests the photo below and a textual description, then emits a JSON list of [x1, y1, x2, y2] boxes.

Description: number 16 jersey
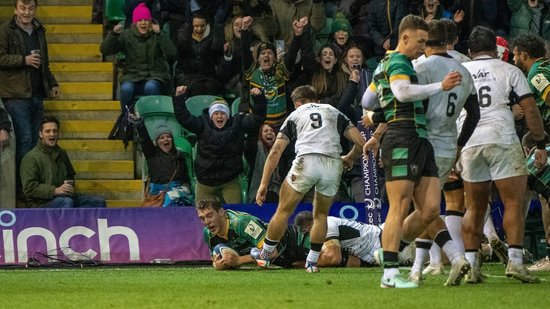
[[458, 56, 532, 148]]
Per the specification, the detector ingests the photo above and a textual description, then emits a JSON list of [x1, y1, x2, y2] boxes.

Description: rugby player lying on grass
[[196, 196, 412, 270]]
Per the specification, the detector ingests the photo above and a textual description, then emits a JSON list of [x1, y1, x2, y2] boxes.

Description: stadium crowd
[[3, 0, 550, 287]]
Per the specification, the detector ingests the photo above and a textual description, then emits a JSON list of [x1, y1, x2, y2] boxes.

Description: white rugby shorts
[[458, 143, 528, 182], [285, 154, 343, 196]]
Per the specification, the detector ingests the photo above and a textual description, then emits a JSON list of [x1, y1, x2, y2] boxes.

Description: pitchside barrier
[[0, 203, 368, 266]]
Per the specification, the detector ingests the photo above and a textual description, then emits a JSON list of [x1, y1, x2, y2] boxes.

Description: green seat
[[231, 97, 241, 116], [185, 95, 222, 117], [104, 0, 126, 23], [135, 95, 174, 116]]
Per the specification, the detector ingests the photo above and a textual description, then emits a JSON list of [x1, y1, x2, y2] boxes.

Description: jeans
[[119, 80, 165, 113], [41, 195, 107, 208], [3, 97, 44, 189]]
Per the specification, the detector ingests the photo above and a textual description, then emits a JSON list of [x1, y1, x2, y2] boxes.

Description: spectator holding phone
[[100, 3, 176, 114]]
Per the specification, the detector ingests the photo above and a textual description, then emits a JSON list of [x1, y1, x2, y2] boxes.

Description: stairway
[[0, 0, 143, 207]]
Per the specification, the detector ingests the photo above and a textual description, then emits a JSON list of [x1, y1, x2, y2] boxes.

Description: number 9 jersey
[[458, 56, 533, 148], [278, 103, 354, 159]]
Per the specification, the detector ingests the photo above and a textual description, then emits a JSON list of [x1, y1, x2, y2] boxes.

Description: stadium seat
[[185, 95, 222, 117], [104, 0, 126, 23], [231, 97, 241, 116]]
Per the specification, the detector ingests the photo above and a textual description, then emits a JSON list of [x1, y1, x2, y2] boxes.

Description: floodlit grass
[[0, 263, 549, 308]]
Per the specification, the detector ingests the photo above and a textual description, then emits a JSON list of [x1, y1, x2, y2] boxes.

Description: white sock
[[483, 211, 499, 241], [411, 239, 432, 274], [306, 250, 320, 264], [442, 241, 461, 265], [509, 248, 523, 265], [445, 214, 464, 254], [429, 242, 442, 265], [261, 238, 278, 259], [465, 251, 478, 268]]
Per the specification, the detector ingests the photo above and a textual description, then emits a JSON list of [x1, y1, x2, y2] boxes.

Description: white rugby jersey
[[325, 216, 381, 264], [279, 103, 353, 159], [458, 56, 531, 148], [414, 54, 476, 158], [447, 49, 471, 63]]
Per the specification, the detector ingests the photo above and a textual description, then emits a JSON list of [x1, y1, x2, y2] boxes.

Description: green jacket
[[0, 17, 58, 99], [269, 0, 326, 45], [508, 0, 550, 40], [20, 141, 75, 208], [100, 27, 177, 85]]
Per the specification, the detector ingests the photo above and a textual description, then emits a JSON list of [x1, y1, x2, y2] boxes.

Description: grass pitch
[[1, 263, 549, 308]]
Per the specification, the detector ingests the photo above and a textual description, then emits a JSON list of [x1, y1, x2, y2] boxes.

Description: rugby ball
[[212, 243, 238, 258]]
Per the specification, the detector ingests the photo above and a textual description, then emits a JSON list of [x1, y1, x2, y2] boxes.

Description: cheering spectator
[[173, 86, 266, 204], [175, 12, 225, 96], [20, 116, 106, 208], [100, 3, 176, 114]]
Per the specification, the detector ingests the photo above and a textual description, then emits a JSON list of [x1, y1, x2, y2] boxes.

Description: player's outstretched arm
[[256, 135, 289, 206], [390, 71, 462, 102]]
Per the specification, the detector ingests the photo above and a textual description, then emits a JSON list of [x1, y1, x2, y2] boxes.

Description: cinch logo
[[0, 210, 140, 264]]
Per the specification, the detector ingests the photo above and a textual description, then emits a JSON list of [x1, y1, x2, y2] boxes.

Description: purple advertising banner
[[0, 207, 211, 265], [357, 123, 382, 225]]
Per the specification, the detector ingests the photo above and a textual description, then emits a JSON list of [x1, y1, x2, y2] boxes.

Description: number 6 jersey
[[414, 53, 476, 159], [458, 56, 533, 148]]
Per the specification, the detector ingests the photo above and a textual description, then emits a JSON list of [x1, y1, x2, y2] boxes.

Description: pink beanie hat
[[132, 3, 152, 24]]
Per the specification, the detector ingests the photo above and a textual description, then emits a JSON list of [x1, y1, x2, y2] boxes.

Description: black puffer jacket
[[173, 94, 266, 186], [136, 122, 190, 185], [366, 0, 408, 57], [175, 22, 224, 80]]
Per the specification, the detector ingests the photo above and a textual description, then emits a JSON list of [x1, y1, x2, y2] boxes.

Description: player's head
[[196, 196, 226, 235], [397, 14, 430, 59], [291, 85, 319, 107], [468, 26, 497, 58], [511, 33, 546, 73], [425, 20, 447, 55], [294, 211, 313, 233], [440, 19, 458, 47]]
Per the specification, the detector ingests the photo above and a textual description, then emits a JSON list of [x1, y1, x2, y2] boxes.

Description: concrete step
[[45, 100, 120, 120], [59, 119, 115, 139], [0, 6, 93, 24], [57, 81, 112, 100], [50, 62, 113, 82], [106, 200, 143, 208], [76, 179, 143, 200], [59, 139, 133, 160], [45, 100, 119, 111], [48, 43, 102, 62], [46, 24, 103, 43], [73, 160, 134, 180]]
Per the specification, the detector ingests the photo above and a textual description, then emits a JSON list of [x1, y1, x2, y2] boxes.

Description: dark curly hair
[[511, 34, 546, 59]]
